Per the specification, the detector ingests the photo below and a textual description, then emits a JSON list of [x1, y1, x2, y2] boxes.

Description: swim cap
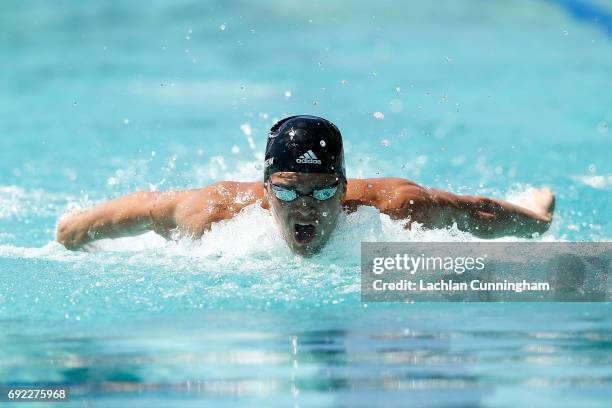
[[264, 115, 345, 182]]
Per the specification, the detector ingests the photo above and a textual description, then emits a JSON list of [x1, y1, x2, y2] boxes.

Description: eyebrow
[[271, 180, 339, 190]]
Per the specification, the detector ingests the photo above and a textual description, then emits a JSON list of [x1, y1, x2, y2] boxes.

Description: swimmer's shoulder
[[166, 181, 266, 237], [178, 181, 266, 211], [345, 177, 420, 203]]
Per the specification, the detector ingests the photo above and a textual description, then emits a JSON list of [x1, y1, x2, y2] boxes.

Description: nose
[[294, 198, 316, 218]]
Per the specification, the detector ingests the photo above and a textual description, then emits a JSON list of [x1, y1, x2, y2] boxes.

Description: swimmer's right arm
[[55, 190, 190, 250], [56, 182, 261, 250]]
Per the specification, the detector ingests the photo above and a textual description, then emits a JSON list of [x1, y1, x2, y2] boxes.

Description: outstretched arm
[[426, 187, 555, 238], [56, 181, 264, 250], [378, 179, 555, 238], [55, 190, 189, 250]]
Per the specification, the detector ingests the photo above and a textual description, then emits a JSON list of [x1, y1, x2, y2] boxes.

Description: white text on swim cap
[[296, 150, 321, 164]]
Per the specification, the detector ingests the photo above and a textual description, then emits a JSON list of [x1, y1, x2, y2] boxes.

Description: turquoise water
[[1, 0, 611, 406]]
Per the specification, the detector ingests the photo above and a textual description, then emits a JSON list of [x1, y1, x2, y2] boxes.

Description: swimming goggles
[[270, 181, 339, 202]]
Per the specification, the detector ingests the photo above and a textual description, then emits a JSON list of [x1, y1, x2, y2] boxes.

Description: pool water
[[1, 0, 611, 406]]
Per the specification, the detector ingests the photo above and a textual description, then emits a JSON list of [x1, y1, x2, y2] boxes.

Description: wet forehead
[[269, 172, 339, 188]]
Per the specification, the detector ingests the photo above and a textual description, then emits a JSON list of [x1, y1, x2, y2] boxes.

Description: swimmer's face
[[266, 172, 346, 256]]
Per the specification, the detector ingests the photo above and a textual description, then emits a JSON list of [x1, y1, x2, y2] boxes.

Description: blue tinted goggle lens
[[271, 183, 338, 202]]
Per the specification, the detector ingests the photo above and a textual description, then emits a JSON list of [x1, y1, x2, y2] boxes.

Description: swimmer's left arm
[[426, 187, 554, 238], [384, 181, 554, 238]]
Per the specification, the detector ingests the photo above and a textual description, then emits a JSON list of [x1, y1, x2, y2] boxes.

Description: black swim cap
[[264, 115, 345, 182]]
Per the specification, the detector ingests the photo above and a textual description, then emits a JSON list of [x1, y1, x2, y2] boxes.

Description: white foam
[[572, 174, 612, 190]]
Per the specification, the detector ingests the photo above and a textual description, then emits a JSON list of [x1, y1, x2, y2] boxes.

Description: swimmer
[[56, 115, 555, 255]]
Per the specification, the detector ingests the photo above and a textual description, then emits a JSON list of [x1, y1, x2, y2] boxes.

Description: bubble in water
[[320, 140, 326, 147], [373, 112, 384, 120], [381, 139, 390, 147], [220, 24, 226, 31], [231, 146, 240, 154]]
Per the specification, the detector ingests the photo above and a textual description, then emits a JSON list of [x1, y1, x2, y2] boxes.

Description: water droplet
[[395, 86, 401, 93], [123, 118, 129, 125], [285, 90, 292, 99], [313, 101, 319, 106], [373, 111, 384, 120], [409, 200, 414, 205], [588, 164, 597, 173], [340, 79, 348, 85], [231, 146, 240, 154], [240, 123, 252, 136], [381, 139, 390, 147], [322, 212, 328, 217], [320, 140, 326, 147], [220, 24, 226, 31]]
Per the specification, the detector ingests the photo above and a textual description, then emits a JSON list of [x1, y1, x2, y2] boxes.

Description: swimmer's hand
[[514, 187, 555, 224], [56, 209, 95, 250]]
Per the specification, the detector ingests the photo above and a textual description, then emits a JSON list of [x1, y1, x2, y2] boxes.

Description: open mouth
[[294, 223, 316, 244]]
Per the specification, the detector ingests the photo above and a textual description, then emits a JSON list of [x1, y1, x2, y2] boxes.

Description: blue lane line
[[548, 0, 612, 36]]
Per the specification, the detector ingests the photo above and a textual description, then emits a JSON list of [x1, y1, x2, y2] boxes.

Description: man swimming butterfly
[[56, 115, 555, 255]]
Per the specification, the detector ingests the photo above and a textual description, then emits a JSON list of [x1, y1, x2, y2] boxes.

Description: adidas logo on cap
[[296, 150, 322, 164]]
